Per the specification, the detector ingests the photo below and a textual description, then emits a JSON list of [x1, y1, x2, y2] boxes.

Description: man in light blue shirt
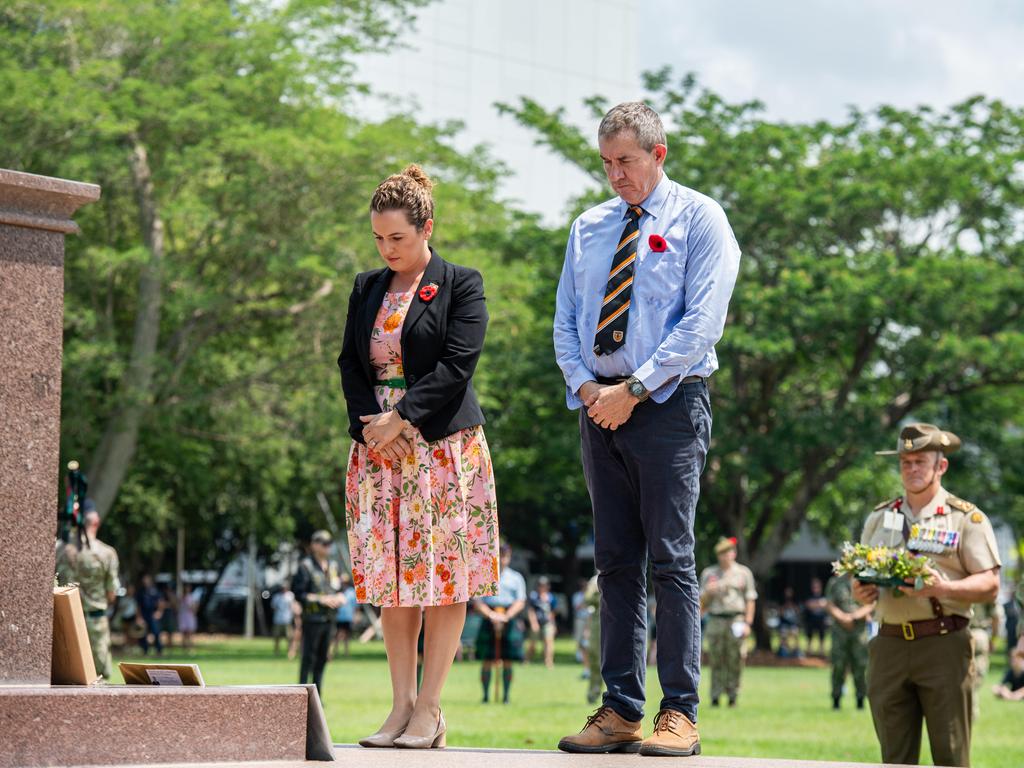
[[475, 543, 527, 704], [557, 102, 740, 758]]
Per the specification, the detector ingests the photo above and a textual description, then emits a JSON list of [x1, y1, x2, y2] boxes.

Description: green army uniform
[[968, 600, 1003, 719], [55, 535, 121, 680], [700, 561, 756, 705], [824, 573, 868, 707], [584, 575, 602, 704]]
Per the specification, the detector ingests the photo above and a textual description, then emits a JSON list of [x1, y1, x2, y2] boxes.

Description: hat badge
[[904, 438, 913, 450], [940, 434, 950, 446]]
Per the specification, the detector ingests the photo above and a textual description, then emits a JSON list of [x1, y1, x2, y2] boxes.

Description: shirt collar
[[620, 170, 670, 221], [903, 486, 949, 522]]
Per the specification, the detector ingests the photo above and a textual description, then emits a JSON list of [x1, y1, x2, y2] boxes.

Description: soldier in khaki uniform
[[699, 537, 756, 707], [824, 572, 872, 709], [55, 501, 120, 680], [854, 424, 1001, 768]]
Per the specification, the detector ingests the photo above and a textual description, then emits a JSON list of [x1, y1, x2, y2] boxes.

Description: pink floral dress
[[344, 289, 500, 607]]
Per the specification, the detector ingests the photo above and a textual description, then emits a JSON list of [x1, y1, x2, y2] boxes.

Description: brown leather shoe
[[557, 706, 643, 754], [639, 709, 700, 757]]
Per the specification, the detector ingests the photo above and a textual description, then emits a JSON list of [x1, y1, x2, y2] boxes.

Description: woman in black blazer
[[338, 166, 500, 750]]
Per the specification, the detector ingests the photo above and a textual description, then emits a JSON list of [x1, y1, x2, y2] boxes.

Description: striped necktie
[[594, 204, 643, 355]]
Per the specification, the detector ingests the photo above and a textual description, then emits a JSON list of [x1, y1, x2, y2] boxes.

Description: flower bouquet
[[832, 542, 933, 593]]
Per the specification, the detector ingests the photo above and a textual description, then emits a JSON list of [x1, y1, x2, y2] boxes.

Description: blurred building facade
[[354, 0, 641, 222]]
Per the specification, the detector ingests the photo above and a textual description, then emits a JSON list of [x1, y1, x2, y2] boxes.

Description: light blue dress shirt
[[481, 567, 527, 609], [554, 171, 741, 409]]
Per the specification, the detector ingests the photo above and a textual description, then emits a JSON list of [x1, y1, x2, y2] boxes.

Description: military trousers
[[830, 628, 867, 700], [705, 615, 744, 700], [969, 628, 990, 719], [85, 615, 113, 680], [868, 628, 973, 767], [587, 610, 603, 703], [581, 380, 711, 723], [300, 620, 333, 695]]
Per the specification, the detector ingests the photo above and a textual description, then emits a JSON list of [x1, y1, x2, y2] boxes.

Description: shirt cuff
[[633, 358, 676, 393], [565, 366, 596, 401]]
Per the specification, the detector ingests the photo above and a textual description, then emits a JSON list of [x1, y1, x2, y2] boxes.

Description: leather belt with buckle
[[878, 614, 968, 640]]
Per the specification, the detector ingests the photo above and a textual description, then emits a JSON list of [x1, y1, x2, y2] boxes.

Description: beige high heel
[[393, 711, 446, 749], [358, 722, 408, 748]]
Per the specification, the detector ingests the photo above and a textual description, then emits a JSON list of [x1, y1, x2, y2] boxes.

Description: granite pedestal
[[0, 169, 333, 765]]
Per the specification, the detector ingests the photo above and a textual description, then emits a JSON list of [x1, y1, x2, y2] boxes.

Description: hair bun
[[401, 164, 434, 192]]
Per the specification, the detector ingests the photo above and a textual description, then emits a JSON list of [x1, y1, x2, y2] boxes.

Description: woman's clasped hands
[[360, 411, 416, 462]]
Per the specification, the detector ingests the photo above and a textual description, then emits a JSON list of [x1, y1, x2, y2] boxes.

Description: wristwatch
[[625, 375, 649, 402]]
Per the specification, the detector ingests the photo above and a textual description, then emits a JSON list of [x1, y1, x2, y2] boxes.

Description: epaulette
[[873, 497, 901, 511], [947, 495, 976, 513]]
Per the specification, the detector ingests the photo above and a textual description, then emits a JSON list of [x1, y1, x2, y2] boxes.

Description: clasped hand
[[897, 564, 945, 598], [581, 381, 638, 430], [360, 410, 414, 462]]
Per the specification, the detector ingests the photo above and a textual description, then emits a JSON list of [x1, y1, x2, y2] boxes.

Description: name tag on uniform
[[907, 524, 958, 554], [883, 510, 904, 532]]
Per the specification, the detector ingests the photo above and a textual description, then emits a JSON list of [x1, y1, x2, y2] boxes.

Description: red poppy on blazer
[[648, 234, 668, 252], [419, 282, 439, 302]]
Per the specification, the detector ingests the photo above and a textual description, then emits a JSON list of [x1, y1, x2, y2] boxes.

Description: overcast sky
[[644, 0, 1024, 122]]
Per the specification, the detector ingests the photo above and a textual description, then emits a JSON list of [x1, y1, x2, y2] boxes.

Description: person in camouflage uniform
[[699, 537, 756, 707], [584, 574, 603, 704], [55, 501, 120, 681], [825, 572, 872, 709], [969, 599, 1003, 719]]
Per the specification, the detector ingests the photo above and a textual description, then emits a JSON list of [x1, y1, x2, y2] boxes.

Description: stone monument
[[0, 169, 332, 767]]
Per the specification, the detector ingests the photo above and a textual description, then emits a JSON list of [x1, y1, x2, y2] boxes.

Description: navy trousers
[[580, 380, 711, 723]]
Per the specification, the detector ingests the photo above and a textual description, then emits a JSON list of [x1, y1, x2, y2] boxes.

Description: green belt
[[375, 377, 407, 388]]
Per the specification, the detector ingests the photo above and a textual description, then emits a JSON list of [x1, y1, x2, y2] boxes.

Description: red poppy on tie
[[649, 234, 668, 252]]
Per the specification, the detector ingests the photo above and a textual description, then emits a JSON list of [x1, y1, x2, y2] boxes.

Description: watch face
[[629, 381, 644, 396]]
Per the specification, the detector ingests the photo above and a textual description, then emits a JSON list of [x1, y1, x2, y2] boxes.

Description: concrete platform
[[98, 745, 903, 768]]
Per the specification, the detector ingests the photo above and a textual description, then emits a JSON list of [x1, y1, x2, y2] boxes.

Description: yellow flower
[[382, 313, 402, 333]]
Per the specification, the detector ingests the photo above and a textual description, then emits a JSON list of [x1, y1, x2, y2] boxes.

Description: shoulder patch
[[948, 495, 976, 513], [874, 497, 901, 511]]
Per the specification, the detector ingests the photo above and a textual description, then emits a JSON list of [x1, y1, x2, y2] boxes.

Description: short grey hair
[[598, 102, 667, 151]]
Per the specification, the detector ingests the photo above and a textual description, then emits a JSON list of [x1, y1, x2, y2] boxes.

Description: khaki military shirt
[[825, 573, 865, 634], [55, 536, 120, 612], [700, 563, 757, 616], [861, 486, 1000, 624]]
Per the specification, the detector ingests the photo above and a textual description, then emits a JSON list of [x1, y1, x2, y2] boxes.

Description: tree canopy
[[3, 2, 1022, 591]]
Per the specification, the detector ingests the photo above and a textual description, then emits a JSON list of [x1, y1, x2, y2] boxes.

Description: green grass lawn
[[114, 637, 1023, 767]]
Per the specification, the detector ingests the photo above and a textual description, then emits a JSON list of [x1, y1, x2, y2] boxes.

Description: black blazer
[[338, 248, 488, 444]]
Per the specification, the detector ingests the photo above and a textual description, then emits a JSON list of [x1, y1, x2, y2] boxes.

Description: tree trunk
[[88, 136, 164, 516]]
